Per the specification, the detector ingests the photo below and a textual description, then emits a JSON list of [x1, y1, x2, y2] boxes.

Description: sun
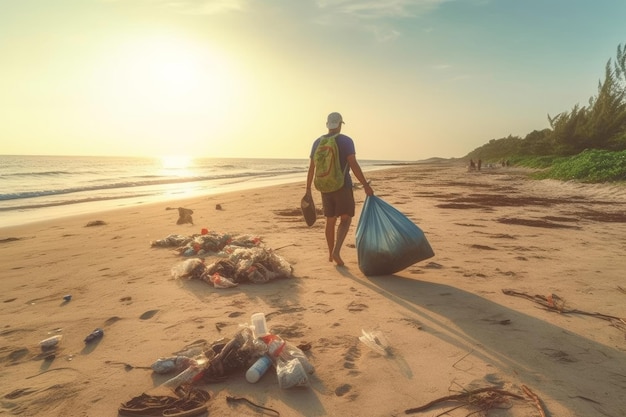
[[88, 33, 246, 152], [96, 33, 241, 119]]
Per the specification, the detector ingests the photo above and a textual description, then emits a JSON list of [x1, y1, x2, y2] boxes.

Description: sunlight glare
[[161, 155, 193, 175], [98, 34, 240, 118]]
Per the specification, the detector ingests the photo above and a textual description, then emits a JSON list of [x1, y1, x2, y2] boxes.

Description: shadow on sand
[[336, 267, 626, 416]]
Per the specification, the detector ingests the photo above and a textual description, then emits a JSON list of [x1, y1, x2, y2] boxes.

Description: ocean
[[0, 155, 398, 228]]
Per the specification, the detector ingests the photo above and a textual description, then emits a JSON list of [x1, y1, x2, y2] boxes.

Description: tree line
[[467, 43, 626, 162]]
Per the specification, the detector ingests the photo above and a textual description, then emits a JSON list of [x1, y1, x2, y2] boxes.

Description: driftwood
[[502, 289, 626, 334], [404, 386, 525, 415], [522, 384, 547, 417]]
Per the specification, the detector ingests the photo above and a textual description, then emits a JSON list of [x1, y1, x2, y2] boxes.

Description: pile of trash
[[151, 230, 262, 257], [150, 316, 314, 390], [171, 246, 293, 288]]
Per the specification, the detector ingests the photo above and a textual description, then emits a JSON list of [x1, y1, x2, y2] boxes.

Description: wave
[[2, 170, 74, 177], [0, 168, 306, 202], [0, 193, 156, 211]]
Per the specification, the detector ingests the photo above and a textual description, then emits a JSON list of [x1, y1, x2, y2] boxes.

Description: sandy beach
[[1, 160, 625, 417]]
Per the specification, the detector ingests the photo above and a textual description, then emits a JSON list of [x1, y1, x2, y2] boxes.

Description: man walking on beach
[[306, 112, 374, 266]]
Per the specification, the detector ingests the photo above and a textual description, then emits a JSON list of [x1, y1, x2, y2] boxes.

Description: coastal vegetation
[[466, 43, 626, 183]]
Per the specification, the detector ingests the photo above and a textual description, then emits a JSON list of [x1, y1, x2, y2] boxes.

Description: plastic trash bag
[[359, 329, 390, 356], [355, 195, 434, 276], [171, 258, 205, 280], [276, 357, 309, 389]]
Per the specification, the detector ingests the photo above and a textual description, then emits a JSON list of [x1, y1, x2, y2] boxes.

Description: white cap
[[326, 112, 344, 129]]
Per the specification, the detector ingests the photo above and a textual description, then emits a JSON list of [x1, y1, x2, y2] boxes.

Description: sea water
[[0, 155, 397, 228]]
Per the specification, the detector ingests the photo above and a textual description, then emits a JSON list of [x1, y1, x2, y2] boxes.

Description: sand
[[1, 161, 625, 417]]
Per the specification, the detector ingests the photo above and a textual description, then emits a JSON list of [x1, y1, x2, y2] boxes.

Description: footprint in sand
[[334, 383, 352, 396], [347, 301, 368, 312], [269, 322, 307, 339], [104, 316, 121, 326], [343, 344, 361, 373], [7, 348, 30, 363], [4, 387, 37, 399], [139, 310, 159, 320]]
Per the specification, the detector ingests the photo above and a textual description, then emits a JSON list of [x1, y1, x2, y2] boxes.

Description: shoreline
[[0, 163, 403, 230], [1, 160, 625, 417]]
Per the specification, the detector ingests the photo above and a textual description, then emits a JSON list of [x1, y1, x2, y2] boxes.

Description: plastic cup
[[251, 313, 268, 337]]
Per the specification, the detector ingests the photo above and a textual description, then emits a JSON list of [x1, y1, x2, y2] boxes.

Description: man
[[306, 112, 374, 266]]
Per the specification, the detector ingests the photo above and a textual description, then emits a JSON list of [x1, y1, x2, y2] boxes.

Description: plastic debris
[[170, 247, 293, 287], [359, 329, 390, 356]]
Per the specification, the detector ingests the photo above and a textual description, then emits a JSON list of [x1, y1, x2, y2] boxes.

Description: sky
[[0, 0, 624, 161]]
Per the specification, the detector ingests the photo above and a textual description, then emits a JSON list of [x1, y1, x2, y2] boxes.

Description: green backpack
[[313, 134, 347, 193]]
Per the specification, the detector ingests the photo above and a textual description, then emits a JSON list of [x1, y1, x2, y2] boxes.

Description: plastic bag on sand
[[355, 195, 434, 276], [276, 357, 309, 389], [210, 273, 238, 288], [280, 342, 315, 374], [151, 356, 194, 374], [359, 329, 390, 356], [229, 247, 293, 283], [171, 258, 205, 280]]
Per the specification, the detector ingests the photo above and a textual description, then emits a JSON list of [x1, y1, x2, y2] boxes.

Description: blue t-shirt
[[310, 133, 355, 188]]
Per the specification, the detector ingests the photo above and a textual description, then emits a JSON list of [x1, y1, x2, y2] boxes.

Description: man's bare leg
[[332, 215, 351, 266], [325, 217, 337, 262]]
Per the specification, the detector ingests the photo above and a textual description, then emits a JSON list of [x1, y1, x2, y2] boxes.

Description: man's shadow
[[337, 267, 626, 416]]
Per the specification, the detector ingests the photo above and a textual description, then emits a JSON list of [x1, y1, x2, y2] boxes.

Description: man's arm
[[306, 158, 315, 194], [347, 154, 374, 196]]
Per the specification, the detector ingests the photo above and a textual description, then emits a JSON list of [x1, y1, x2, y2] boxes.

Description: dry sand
[[1, 161, 625, 417]]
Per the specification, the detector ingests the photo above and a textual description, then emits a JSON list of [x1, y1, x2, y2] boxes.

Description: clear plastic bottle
[[151, 356, 193, 374], [245, 355, 272, 383], [163, 364, 202, 388], [251, 312, 268, 338]]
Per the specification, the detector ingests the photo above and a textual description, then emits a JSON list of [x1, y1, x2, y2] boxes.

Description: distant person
[[469, 159, 476, 171], [477, 159, 482, 171], [306, 112, 374, 267]]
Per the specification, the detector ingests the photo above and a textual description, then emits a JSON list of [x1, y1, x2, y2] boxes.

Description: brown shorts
[[321, 186, 355, 218]]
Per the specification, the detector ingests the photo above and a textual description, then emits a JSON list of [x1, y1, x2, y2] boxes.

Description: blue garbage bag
[[355, 195, 434, 276]]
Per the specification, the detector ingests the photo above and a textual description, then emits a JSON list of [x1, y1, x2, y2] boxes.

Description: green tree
[[466, 42, 626, 162], [548, 43, 626, 154]]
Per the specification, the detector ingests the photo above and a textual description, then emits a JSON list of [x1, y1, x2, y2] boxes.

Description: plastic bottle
[[245, 355, 273, 383], [251, 312, 268, 338], [151, 356, 193, 374], [163, 364, 202, 388], [84, 328, 104, 344]]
